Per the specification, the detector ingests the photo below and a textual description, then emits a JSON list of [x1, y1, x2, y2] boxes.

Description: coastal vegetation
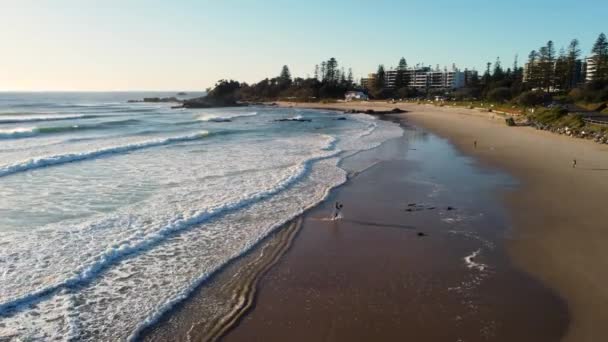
[[192, 33, 607, 115]]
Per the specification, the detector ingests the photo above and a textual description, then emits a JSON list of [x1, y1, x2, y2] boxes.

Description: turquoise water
[[0, 92, 401, 340]]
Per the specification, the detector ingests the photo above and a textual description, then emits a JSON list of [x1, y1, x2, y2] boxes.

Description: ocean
[[0, 92, 402, 340]]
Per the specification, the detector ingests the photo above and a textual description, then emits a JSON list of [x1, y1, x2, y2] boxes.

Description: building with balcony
[[364, 67, 466, 91]]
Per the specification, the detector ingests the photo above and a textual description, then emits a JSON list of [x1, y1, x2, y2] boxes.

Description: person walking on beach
[[474, 140, 477, 148], [572, 159, 577, 168], [333, 201, 344, 220]]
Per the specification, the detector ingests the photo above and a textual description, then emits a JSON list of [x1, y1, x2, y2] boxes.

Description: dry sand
[[279, 101, 608, 342]]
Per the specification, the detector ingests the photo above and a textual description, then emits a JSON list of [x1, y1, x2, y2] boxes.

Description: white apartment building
[[586, 56, 597, 82], [383, 67, 465, 90]]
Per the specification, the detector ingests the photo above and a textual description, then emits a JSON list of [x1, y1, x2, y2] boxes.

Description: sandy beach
[[275, 101, 608, 342], [220, 127, 568, 342]]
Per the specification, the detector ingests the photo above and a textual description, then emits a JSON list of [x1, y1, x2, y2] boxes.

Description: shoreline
[[222, 119, 568, 341], [278, 101, 608, 341]]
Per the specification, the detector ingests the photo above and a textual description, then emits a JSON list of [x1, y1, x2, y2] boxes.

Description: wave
[[0, 114, 99, 124], [197, 111, 258, 122], [0, 131, 210, 178], [0, 127, 39, 139], [359, 122, 378, 138], [0, 119, 143, 140], [0, 136, 342, 327], [129, 138, 342, 340]]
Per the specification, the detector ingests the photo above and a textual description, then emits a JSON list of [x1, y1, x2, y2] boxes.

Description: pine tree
[[320, 62, 327, 82], [554, 47, 568, 90], [339, 67, 346, 85], [566, 39, 581, 87], [526, 50, 539, 89], [326, 58, 338, 82], [591, 33, 608, 80], [347, 68, 354, 86], [394, 57, 409, 88], [278, 65, 292, 88], [279, 65, 291, 81], [493, 57, 505, 81], [512, 54, 523, 82], [314, 64, 319, 81], [375, 65, 386, 90], [539, 41, 556, 90], [483, 62, 492, 84]]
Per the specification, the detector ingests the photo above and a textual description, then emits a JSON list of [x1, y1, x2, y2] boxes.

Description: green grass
[[530, 108, 584, 128]]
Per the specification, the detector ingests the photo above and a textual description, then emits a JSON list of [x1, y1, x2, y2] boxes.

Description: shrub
[[486, 87, 512, 102], [515, 91, 551, 107]]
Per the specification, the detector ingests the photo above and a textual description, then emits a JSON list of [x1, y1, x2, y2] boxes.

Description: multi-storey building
[[586, 56, 597, 82], [523, 59, 586, 87], [364, 67, 466, 90]]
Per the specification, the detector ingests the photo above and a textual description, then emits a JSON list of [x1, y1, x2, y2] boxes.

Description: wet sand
[[222, 122, 568, 341], [277, 101, 608, 342]]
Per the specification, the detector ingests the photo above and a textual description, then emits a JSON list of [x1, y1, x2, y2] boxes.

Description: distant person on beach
[[474, 140, 477, 148], [572, 159, 577, 168], [333, 201, 344, 220]]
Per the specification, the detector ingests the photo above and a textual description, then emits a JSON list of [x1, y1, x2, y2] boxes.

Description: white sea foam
[[0, 127, 37, 139], [464, 249, 487, 272], [0, 131, 209, 178], [0, 114, 91, 124], [197, 111, 258, 122]]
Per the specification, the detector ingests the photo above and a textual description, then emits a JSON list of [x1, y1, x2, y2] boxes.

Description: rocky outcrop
[[344, 108, 407, 115], [531, 122, 608, 144], [128, 97, 181, 103]]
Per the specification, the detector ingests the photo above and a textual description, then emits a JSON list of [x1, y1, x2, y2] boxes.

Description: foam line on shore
[[464, 249, 487, 272]]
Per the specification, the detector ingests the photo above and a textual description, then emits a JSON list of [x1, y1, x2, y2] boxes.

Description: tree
[[483, 62, 492, 84], [374, 64, 386, 90], [492, 57, 505, 81], [526, 50, 540, 89], [347, 68, 354, 86], [320, 62, 327, 82], [538, 41, 556, 91], [279, 65, 292, 87], [487, 87, 512, 102], [554, 48, 568, 90], [326, 58, 338, 82], [591, 33, 608, 81], [394, 57, 409, 88], [314, 64, 319, 81], [565, 39, 581, 88]]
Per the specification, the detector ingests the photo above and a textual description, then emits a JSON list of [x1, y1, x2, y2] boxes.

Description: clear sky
[[2, 0, 607, 91]]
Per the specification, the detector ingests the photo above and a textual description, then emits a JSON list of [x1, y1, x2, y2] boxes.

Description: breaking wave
[[197, 111, 258, 122], [0, 131, 210, 178]]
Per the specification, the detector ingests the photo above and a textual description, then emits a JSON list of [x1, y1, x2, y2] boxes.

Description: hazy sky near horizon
[[2, 0, 607, 91]]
